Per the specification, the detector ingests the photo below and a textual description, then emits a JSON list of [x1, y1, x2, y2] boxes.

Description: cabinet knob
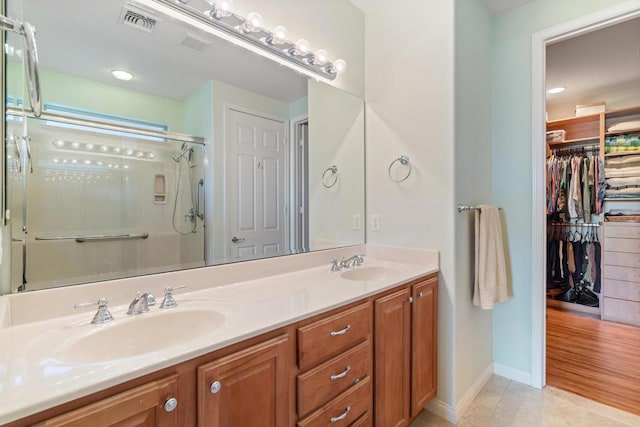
[[210, 381, 222, 394], [164, 397, 178, 412], [419, 292, 424, 298], [409, 296, 414, 304]]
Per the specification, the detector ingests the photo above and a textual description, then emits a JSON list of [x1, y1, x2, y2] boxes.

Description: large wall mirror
[[2, 0, 365, 293]]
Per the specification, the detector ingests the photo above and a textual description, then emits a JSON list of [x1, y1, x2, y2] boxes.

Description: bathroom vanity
[[0, 246, 439, 427]]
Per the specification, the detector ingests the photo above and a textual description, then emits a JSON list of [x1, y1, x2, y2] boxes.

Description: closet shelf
[[604, 198, 640, 202], [548, 137, 599, 147], [606, 127, 640, 137], [604, 150, 640, 157]]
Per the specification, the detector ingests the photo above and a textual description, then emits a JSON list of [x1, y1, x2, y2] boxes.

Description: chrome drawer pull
[[330, 366, 351, 381], [330, 324, 351, 337], [330, 406, 351, 423]]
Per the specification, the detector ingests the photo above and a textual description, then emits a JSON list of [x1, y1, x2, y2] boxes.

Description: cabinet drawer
[[603, 265, 640, 283], [603, 279, 640, 302], [604, 224, 640, 239], [604, 237, 640, 254], [297, 376, 371, 427], [350, 412, 372, 427], [603, 298, 640, 327], [604, 251, 640, 268], [298, 303, 371, 369], [297, 340, 372, 417]]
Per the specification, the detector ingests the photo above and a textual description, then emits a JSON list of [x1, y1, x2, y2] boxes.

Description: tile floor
[[410, 375, 640, 426]]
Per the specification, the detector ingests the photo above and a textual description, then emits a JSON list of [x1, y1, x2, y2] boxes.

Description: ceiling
[[546, 17, 640, 111], [9, 0, 308, 102]]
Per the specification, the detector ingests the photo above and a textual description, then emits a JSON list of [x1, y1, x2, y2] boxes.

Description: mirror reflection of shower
[[172, 142, 198, 235]]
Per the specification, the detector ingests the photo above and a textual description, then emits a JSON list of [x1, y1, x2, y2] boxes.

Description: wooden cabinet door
[[197, 334, 289, 427], [411, 276, 438, 417], [36, 376, 179, 427], [374, 288, 411, 427]]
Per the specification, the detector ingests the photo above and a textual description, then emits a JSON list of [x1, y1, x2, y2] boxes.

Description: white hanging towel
[[473, 205, 508, 309]]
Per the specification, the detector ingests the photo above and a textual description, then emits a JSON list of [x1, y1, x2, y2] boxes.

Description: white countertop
[[0, 245, 438, 424]]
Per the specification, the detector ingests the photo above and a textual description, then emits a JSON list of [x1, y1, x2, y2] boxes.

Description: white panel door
[[227, 108, 287, 260]]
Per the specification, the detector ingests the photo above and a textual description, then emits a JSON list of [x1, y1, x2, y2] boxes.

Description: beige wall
[[361, 0, 457, 406]]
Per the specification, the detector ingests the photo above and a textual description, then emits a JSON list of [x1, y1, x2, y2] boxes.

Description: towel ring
[[322, 165, 338, 188], [388, 155, 412, 182]]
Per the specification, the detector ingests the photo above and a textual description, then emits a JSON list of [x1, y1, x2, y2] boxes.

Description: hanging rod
[[35, 233, 149, 243], [6, 107, 205, 145], [549, 222, 600, 227]]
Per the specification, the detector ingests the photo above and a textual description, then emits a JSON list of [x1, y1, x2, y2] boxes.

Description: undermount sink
[[340, 266, 400, 282], [58, 309, 225, 363]]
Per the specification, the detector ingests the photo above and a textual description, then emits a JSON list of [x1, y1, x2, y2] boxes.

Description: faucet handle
[[160, 285, 188, 309], [74, 297, 113, 324], [355, 255, 365, 266], [330, 258, 342, 272]]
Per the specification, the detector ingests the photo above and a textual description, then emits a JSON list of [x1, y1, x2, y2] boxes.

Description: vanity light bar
[[134, 0, 346, 82]]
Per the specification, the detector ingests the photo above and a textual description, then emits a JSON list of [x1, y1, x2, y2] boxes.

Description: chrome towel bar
[[35, 233, 149, 243], [457, 204, 502, 213]]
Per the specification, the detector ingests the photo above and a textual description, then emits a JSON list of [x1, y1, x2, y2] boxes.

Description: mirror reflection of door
[[226, 107, 288, 260]]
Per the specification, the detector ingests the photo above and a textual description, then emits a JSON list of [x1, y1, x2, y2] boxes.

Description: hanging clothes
[[546, 151, 603, 222], [546, 223, 601, 307]]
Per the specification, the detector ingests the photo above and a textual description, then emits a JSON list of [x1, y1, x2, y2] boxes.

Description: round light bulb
[[207, 0, 234, 19], [270, 25, 288, 44], [332, 59, 347, 74], [313, 49, 328, 65], [243, 12, 263, 33], [217, 0, 234, 16], [294, 39, 310, 56]]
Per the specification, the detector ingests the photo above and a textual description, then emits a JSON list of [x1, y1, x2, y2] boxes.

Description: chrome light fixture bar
[[135, 0, 346, 81]]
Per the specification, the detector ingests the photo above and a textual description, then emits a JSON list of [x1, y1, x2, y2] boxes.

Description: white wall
[[454, 0, 494, 403], [308, 81, 365, 249], [227, 0, 364, 98], [491, 0, 633, 379], [362, 0, 457, 407]]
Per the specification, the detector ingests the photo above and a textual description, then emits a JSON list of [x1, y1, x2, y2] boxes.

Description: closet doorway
[[540, 12, 640, 415]]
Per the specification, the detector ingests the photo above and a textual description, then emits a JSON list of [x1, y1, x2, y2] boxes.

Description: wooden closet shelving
[[546, 105, 640, 323]]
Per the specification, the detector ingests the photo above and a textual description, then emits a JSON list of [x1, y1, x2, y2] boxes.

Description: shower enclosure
[[6, 109, 206, 291]]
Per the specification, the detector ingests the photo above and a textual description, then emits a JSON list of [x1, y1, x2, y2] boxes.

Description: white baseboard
[[426, 362, 494, 424], [425, 398, 456, 424], [493, 362, 532, 386]]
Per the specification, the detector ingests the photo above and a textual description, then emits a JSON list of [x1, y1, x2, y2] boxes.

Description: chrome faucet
[[330, 258, 343, 272], [74, 297, 113, 324], [127, 291, 156, 315], [340, 255, 365, 269], [160, 285, 188, 309]]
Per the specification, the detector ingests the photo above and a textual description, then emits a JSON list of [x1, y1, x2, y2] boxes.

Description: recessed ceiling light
[[547, 86, 566, 95], [111, 69, 134, 81]]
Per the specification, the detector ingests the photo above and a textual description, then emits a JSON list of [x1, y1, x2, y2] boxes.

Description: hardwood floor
[[546, 306, 640, 416]]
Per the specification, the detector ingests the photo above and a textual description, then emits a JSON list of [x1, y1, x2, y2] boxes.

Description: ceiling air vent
[[119, 7, 157, 33]]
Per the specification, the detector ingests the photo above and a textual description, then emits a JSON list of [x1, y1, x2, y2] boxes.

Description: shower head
[[172, 143, 193, 163]]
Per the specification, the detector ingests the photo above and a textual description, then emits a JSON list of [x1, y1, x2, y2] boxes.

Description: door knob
[[231, 236, 245, 243]]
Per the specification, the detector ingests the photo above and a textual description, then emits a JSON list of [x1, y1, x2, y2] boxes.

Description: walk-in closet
[[544, 16, 640, 415]]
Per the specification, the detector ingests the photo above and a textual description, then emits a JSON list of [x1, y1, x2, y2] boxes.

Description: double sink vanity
[[0, 245, 439, 426]]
